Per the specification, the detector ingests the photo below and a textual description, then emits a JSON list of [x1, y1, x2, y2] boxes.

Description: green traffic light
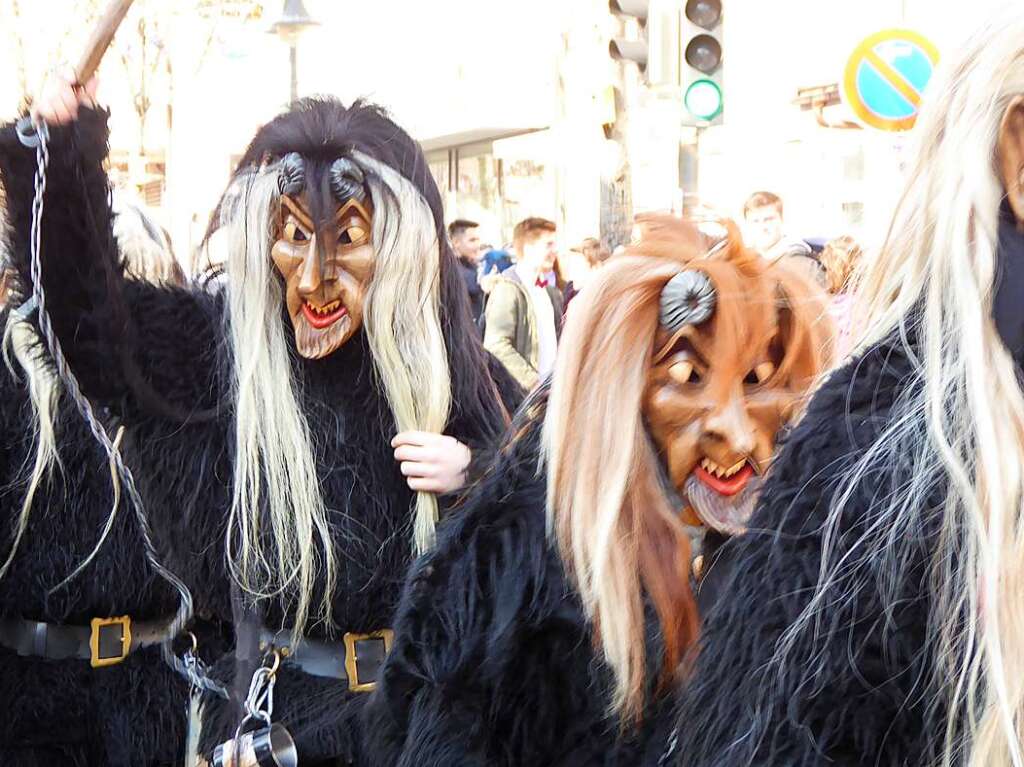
[[684, 78, 723, 120]]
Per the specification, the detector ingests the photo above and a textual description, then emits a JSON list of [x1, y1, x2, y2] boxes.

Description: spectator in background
[[449, 218, 485, 320], [743, 190, 825, 284], [819, 234, 863, 359], [483, 217, 563, 390]]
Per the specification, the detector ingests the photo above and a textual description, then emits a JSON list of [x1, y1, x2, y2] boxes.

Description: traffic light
[[609, 0, 680, 91], [681, 0, 724, 124]]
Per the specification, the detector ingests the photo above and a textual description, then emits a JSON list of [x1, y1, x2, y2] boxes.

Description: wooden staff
[[73, 0, 136, 86]]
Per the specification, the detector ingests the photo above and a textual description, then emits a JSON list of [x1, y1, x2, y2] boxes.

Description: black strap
[[259, 628, 350, 681], [230, 581, 261, 720], [258, 627, 390, 686], [0, 616, 171, 661]]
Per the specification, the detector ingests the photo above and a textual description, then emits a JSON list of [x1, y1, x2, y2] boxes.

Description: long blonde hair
[[0, 313, 61, 580], [0, 200, 183, 585], [545, 252, 700, 722], [792, 10, 1024, 765], [225, 168, 335, 637], [356, 153, 451, 554]]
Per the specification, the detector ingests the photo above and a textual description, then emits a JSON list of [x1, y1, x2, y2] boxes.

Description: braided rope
[[22, 117, 227, 699]]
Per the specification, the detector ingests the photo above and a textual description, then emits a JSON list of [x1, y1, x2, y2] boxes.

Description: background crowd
[[462, 192, 863, 391]]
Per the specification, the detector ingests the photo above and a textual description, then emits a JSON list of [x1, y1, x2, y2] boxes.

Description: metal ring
[[15, 116, 47, 149], [186, 631, 198, 655], [265, 648, 281, 677]]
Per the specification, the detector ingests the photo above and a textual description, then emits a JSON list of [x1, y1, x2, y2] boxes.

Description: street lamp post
[[268, 0, 319, 103]]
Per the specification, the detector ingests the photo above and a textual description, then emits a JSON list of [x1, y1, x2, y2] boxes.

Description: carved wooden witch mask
[[270, 153, 375, 359], [638, 218, 834, 534]]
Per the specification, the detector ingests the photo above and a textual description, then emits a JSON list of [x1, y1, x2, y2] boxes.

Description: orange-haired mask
[[643, 248, 829, 535], [271, 153, 375, 359]]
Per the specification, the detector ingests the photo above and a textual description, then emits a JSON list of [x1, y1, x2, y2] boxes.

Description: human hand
[[32, 71, 98, 126], [392, 431, 472, 495]]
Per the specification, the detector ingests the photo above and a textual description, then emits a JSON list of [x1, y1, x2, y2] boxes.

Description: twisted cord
[[23, 120, 227, 699]]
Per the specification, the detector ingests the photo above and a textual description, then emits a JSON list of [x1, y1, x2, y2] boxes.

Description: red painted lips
[[302, 301, 348, 330], [693, 463, 755, 496]]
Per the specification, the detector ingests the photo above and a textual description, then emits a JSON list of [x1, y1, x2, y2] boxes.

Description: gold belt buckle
[[343, 629, 393, 693], [89, 616, 132, 668]]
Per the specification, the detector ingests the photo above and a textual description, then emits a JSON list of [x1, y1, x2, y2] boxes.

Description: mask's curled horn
[[330, 158, 367, 202], [278, 152, 305, 196], [660, 270, 717, 332]]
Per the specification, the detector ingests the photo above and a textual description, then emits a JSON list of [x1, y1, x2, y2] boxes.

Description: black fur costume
[[362, 390, 673, 767], [0, 347, 192, 766], [662, 339, 942, 767], [0, 101, 521, 765]]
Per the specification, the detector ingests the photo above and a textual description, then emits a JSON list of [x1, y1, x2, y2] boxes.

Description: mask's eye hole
[[745, 362, 775, 385], [284, 220, 309, 243], [339, 225, 368, 247], [669, 360, 700, 385]]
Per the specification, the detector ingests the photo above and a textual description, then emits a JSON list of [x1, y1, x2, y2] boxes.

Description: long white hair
[[0, 195, 182, 584], [224, 154, 452, 636], [784, 9, 1024, 766], [224, 168, 335, 636], [355, 152, 451, 554], [0, 313, 61, 580]]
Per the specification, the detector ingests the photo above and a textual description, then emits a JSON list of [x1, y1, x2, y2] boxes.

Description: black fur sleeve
[[363, 397, 627, 766], [0, 108, 221, 418], [670, 344, 936, 767]]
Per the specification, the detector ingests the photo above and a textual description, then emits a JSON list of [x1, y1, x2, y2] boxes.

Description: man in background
[[743, 191, 824, 283], [483, 217, 562, 390], [449, 218, 485, 320]]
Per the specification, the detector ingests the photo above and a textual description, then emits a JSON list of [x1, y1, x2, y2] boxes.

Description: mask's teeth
[[307, 300, 341, 316]]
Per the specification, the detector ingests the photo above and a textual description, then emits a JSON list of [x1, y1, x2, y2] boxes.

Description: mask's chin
[[683, 471, 763, 536], [294, 313, 353, 359]]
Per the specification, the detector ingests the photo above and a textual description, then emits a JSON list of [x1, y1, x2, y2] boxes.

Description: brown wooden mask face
[[270, 193, 375, 359], [642, 262, 825, 534]]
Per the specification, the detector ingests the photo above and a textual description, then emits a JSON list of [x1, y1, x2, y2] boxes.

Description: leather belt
[[258, 627, 393, 693], [0, 615, 172, 668]]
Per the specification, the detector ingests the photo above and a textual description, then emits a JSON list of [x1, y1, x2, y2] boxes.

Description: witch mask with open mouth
[[271, 152, 375, 359], [642, 233, 832, 535]]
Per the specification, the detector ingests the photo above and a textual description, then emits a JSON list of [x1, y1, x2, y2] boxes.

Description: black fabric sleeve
[[362, 408, 618, 766], [673, 346, 936, 767], [0, 108, 221, 420]]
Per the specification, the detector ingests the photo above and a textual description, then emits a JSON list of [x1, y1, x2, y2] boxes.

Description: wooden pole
[[74, 0, 136, 85]]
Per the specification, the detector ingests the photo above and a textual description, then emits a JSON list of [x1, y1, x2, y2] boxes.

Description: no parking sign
[[842, 29, 940, 132]]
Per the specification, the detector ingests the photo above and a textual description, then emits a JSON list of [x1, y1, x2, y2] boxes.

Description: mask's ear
[[998, 95, 1024, 226]]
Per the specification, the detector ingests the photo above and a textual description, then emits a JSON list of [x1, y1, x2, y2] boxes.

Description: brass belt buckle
[[90, 616, 132, 668], [343, 629, 393, 693]]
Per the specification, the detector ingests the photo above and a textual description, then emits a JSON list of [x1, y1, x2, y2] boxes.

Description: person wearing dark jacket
[[1, 78, 521, 766], [449, 218, 485, 322], [362, 216, 833, 766], [662, 12, 1024, 766]]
